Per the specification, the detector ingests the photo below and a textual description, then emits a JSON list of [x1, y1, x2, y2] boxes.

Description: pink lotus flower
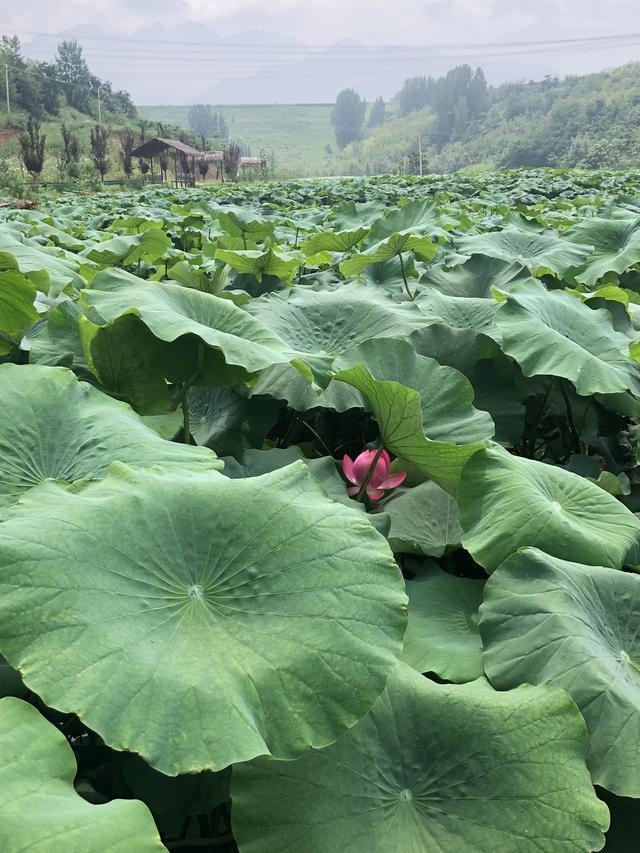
[[342, 449, 406, 502]]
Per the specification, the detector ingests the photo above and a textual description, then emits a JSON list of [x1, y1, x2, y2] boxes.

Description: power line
[[8, 28, 640, 52]]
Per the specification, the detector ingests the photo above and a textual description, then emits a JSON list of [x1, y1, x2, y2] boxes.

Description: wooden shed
[[130, 137, 203, 186]]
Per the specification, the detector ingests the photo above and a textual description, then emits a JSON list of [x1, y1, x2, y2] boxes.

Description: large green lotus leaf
[[333, 338, 494, 444], [0, 697, 163, 852], [480, 548, 640, 796], [79, 314, 173, 414], [423, 255, 534, 297], [0, 234, 89, 294], [215, 248, 303, 283], [81, 268, 303, 374], [410, 320, 500, 377], [495, 281, 640, 397], [0, 463, 407, 774], [329, 200, 386, 230], [340, 232, 437, 278], [187, 385, 279, 455], [218, 448, 391, 535], [458, 444, 640, 572], [456, 226, 592, 276], [380, 480, 463, 557], [301, 227, 369, 255], [0, 270, 38, 354], [0, 364, 219, 508], [212, 206, 274, 242], [335, 362, 486, 496], [401, 561, 484, 681], [82, 228, 171, 266], [567, 216, 640, 287], [247, 361, 357, 411], [366, 199, 446, 243], [26, 221, 86, 253], [414, 289, 501, 342], [25, 299, 92, 369], [246, 283, 425, 357], [244, 285, 427, 411], [231, 663, 608, 853]]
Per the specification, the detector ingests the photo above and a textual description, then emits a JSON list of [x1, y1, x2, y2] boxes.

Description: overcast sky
[[3, 0, 640, 103], [3, 0, 638, 45]]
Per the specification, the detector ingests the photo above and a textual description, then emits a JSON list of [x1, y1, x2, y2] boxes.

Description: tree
[[19, 116, 46, 177], [398, 77, 432, 115], [223, 143, 240, 180], [55, 40, 90, 111], [89, 124, 110, 180], [120, 129, 136, 177], [197, 159, 210, 181], [368, 96, 386, 128], [216, 111, 229, 140], [331, 89, 366, 149], [57, 124, 81, 178], [468, 68, 488, 119], [188, 104, 216, 149]]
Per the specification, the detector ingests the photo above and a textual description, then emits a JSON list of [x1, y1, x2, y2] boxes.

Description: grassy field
[[139, 103, 336, 177]]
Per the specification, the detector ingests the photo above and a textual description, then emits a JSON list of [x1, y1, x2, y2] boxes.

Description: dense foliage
[[337, 62, 640, 175], [0, 35, 136, 122], [2, 168, 640, 850]]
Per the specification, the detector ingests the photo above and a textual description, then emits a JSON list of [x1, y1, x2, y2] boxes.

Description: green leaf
[[248, 282, 426, 358], [480, 548, 640, 796], [231, 664, 609, 853], [79, 314, 173, 414], [366, 199, 446, 243], [0, 270, 38, 354], [215, 248, 303, 283], [380, 479, 463, 556], [456, 226, 592, 277], [423, 255, 534, 297], [0, 235, 88, 295], [167, 259, 230, 295], [187, 385, 279, 455], [334, 363, 487, 496], [82, 228, 171, 266], [0, 463, 407, 774], [24, 300, 87, 368], [495, 282, 640, 397], [82, 268, 303, 375], [301, 227, 369, 255], [212, 205, 274, 242], [0, 364, 219, 508], [335, 338, 494, 444], [567, 216, 640, 287], [458, 444, 640, 572], [401, 561, 485, 681], [0, 697, 163, 851], [340, 232, 437, 278]]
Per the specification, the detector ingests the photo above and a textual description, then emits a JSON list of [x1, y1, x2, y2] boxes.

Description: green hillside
[[333, 62, 640, 176], [139, 103, 336, 177]]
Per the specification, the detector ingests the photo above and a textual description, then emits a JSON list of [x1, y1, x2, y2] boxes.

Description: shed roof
[[240, 156, 265, 166], [130, 137, 203, 158]]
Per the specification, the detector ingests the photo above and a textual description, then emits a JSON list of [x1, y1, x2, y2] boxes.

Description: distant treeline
[[333, 62, 640, 174]]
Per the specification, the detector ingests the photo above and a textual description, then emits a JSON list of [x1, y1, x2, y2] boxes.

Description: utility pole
[[5, 66, 10, 117], [418, 132, 423, 176]]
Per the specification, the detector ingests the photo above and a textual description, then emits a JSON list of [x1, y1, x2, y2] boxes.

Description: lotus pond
[[2, 168, 640, 851]]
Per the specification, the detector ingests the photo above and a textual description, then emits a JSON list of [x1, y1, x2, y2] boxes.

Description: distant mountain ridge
[[19, 20, 639, 106]]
